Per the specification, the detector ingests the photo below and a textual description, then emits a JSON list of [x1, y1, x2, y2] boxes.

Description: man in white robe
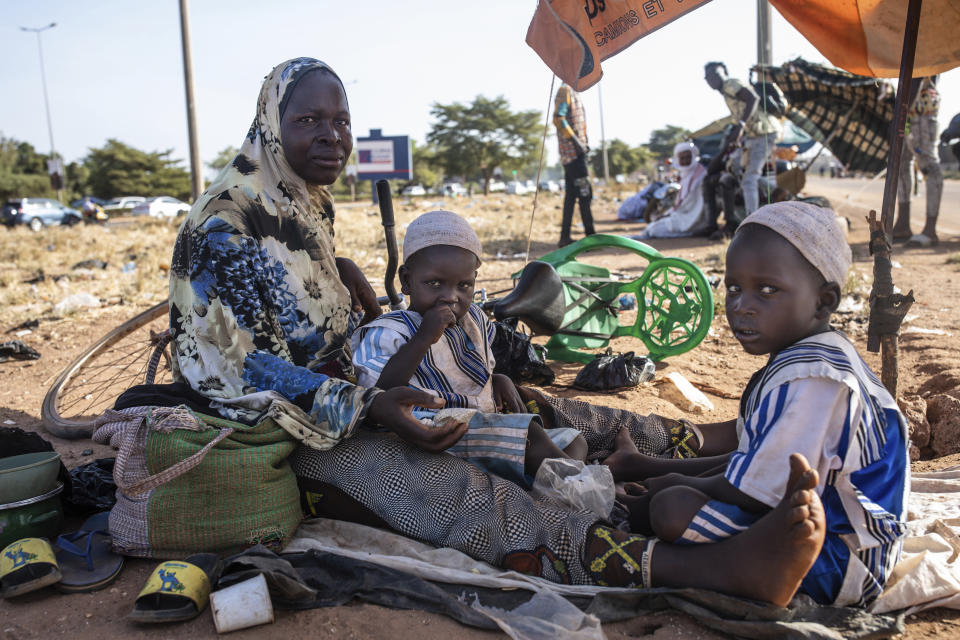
[[638, 142, 709, 239]]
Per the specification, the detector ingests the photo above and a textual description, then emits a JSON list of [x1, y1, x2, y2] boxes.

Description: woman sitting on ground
[[168, 57, 825, 606]]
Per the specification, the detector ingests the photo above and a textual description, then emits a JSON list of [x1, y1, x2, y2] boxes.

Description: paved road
[[805, 175, 960, 236]]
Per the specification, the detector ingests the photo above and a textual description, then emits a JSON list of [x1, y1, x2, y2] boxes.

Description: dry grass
[[0, 195, 570, 329]]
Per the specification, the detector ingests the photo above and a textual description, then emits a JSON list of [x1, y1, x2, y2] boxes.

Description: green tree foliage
[[589, 139, 654, 178], [0, 135, 56, 200], [427, 96, 540, 194], [84, 139, 192, 201], [207, 145, 239, 172], [647, 125, 691, 160], [411, 140, 441, 191]]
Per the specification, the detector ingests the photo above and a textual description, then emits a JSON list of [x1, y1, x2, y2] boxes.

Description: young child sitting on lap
[[605, 201, 909, 607], [351, 210, 587, 483]]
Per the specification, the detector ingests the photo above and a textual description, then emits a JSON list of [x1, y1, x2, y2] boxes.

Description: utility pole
[[598, 81, 610, 183], [179, 0, 204, 202], [21, 22, 62, 202], [757, 0, 773, 71]]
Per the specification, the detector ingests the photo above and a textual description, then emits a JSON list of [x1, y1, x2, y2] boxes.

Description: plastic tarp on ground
[[761, 58, 895, 175]]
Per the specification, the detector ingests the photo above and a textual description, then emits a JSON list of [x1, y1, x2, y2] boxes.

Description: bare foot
[[651, 453, 825, 606], [601, 426, 643, 481]]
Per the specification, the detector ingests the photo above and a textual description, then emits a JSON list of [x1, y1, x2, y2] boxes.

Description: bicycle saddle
[[493, 260, 565, 335]]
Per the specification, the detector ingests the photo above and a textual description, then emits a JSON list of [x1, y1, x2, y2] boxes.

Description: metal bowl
[[0, 452, 62, 504]]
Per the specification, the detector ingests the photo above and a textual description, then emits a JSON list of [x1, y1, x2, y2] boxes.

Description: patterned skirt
[[290, 396, 677, 586]]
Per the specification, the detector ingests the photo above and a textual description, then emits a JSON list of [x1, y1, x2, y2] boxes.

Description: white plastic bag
[[531, 458, 615, 521]]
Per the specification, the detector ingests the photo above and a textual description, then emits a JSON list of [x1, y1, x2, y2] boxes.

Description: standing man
[[553, 83, 595, 247], [894, 76, 944, 247], [704, 62, 782, 223]]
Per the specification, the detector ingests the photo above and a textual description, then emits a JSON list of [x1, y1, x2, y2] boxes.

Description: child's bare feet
[[602, 426, 642, 481], [650, 453, 825, 606]]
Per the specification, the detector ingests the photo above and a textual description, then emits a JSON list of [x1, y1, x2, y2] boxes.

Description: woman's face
[[280, 70, 353, 186]]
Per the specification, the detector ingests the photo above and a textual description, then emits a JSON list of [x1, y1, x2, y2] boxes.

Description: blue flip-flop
[[54, 512, 124, 593]]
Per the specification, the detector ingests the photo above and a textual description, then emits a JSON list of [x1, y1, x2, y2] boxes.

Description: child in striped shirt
[[604, 202, 909, 606], [351, 210, 586, 485]]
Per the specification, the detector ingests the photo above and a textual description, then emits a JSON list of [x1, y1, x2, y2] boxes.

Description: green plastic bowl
[[0, 452, 62, 504]]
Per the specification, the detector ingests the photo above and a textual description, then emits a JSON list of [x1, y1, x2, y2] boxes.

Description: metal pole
[[598, 81, 610, 183], [757, 0, 772, 68], [179, 0, 204, 202], [21, 23, 61, 202], [866, 0, 923, 398]]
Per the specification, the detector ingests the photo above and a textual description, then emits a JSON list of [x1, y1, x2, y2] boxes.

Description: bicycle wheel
[[42, 300, 172, 439]]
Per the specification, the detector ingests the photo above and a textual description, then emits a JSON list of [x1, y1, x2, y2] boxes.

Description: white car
[[505, 180, 531, 195], [400, 184, 426, 196], [440, 182, 468, 197], [487, 180, 506, 192], [103, 196, 146, 211], [131, 196, 191, 218], [538, 180, 561, 193]]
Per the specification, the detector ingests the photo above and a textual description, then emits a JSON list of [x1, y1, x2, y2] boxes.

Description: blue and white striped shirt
[[727, 331, 909, 606]]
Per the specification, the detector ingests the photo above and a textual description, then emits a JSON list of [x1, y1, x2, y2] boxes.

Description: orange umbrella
[[770, 0, 960, 78], [526, 0, 712, 91]]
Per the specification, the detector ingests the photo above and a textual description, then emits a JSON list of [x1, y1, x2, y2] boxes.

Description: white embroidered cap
[[402, 210, 483, 263], [738, 201, 851, 286]]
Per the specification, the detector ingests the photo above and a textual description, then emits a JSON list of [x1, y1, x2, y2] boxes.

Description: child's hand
[[367, 387, 467, 453], [336, 257, 381, 325], [642, 472, 687, 499], [419, 304, 457, 344], [492, 373, 524, 413]]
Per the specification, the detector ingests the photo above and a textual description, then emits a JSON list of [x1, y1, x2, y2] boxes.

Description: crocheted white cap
[[402, 210, 483, 262], [738, 201, 851, 286]]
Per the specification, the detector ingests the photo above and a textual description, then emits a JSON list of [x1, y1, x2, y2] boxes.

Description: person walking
[[704, 62, 782, 222], [553, 82, 595, 247], [893, 76, 944, 247]]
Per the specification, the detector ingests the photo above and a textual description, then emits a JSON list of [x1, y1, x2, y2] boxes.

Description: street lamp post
[[20, 22, 62, 202]]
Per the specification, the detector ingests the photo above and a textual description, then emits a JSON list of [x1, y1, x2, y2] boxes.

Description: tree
[[207, 145, 239, 172], [427, 95, 540, 194], [84, 139, 192, 201], [411, 140, 441, 190], [647, 125, 691, 160], [589, 139, 654, 178], [0, 135, 56, 200]]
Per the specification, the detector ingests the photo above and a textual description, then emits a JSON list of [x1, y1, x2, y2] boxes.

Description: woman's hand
[[492, 373, 524, 413], [367, 387, 467, 453], [336, 257, 380, 325]]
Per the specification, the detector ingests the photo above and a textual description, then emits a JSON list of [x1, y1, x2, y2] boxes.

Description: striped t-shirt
[[727, 330, 909, 606]]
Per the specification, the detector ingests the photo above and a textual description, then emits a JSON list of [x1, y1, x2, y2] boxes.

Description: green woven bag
[[103, 407, 302, 558]]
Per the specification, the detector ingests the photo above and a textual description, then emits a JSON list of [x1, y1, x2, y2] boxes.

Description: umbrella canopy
[[526, 0, 712, 91], [763, 58, 895, 174], [770, 0, 960, 78]]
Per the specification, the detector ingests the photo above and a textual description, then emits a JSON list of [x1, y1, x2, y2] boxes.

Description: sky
[[4, 0, 960, 173]]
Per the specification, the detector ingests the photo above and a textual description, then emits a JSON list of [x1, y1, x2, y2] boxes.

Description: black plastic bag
[[573, 349, 655, 391], [65, 458, 116, 515], [491, 318, 555, 386]]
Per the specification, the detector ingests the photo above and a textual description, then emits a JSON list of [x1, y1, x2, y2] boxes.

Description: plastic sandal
[[129, 553, 222, 623], [54, 512, 124, 593], [1, 537, 62, 598]]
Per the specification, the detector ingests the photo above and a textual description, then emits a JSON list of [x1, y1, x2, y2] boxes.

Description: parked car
[[488, 180, 506, 192], [103, 196, 147, 211], [538, 180, 561, 193], [131, 196, 191, 218], [400, 184, 426, 196], [2, 198, 82, 231], [505, 180, 532, 195], [440, 182, 468, 197]]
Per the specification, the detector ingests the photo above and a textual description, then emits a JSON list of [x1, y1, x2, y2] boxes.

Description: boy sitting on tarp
[[605, 201, 909, 607]]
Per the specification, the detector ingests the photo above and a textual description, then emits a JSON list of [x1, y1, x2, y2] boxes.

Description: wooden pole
[[179, 0, 204, 202], [867, 0, 922, 397]]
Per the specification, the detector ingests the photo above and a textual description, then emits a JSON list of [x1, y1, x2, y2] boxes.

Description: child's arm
[[376, 305, 456, 390], [696, 418, 739, 456]]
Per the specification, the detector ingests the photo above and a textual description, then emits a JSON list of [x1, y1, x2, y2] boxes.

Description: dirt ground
[[2, 176, 960, 638]]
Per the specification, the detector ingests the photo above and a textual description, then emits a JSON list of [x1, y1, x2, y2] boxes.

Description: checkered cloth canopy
[[762, 58, 896, 175]]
